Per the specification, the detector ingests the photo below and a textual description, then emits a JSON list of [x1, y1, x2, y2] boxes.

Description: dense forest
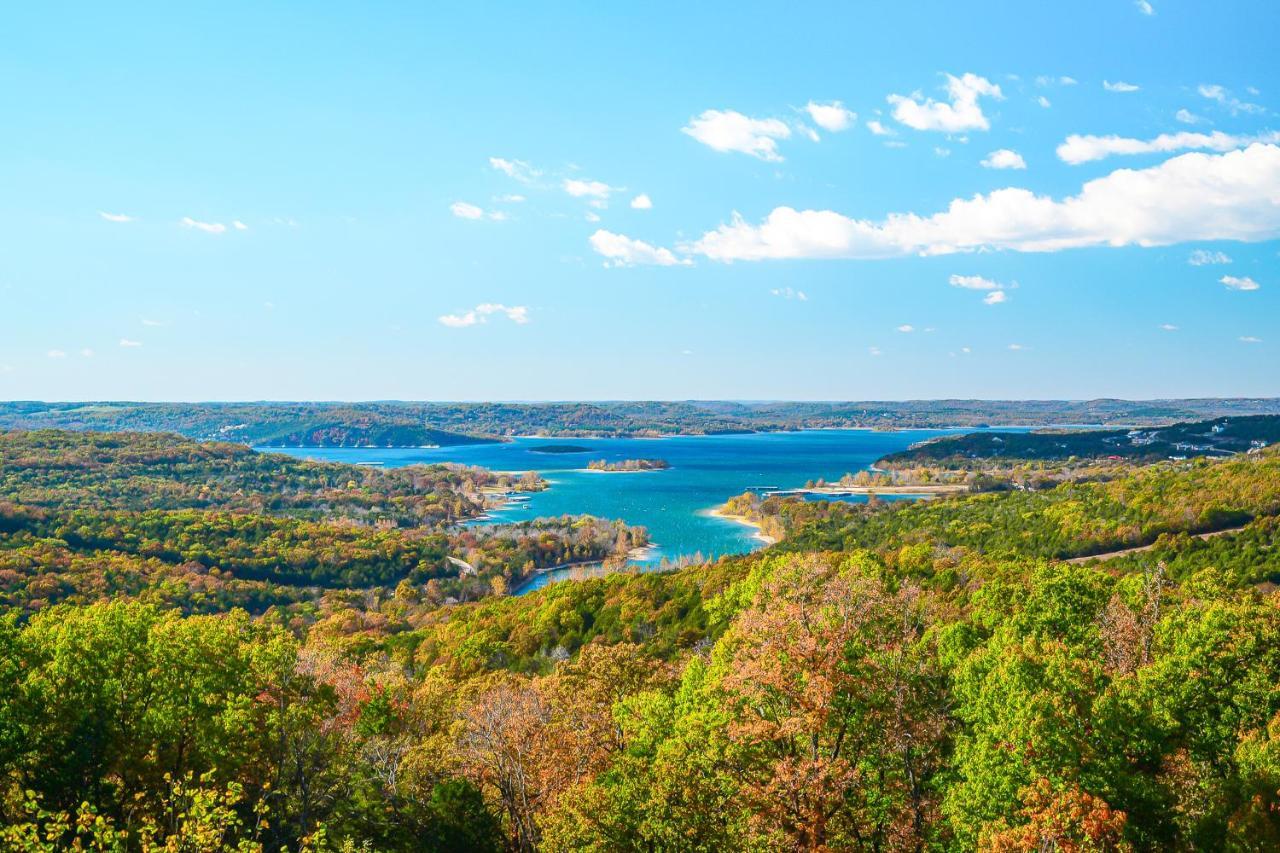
[[879, 414, 1280, 469], [4, 399, 1280, 445], [4, 427, 1280, 849]]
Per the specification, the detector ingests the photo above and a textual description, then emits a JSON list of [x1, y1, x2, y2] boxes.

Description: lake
[[268, 428, 968, 592]]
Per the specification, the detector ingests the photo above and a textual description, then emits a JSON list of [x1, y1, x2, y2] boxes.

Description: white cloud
[[585, 211, 601, 223], [981, 148, 1027, 169], [804, 100, 856, 132], [888, 73, 1003, 132], [1220, 275, 1260, 291], [688, 144, 1280, 261], [896, 324, 915, 333], [1160, 323, 1179, 331], [563, 178, 615, 200], [1240, 335, 1263, 343], [180, 216, 227, 234], [1175, 109, 1203, 125], [1060, 77, 1078, 86], [866, 119, 895, 137], [438, 303, 531, 328], [119, 338, 142, 348], [1008, 343, 1027, 351], [80, 348, 94, 357], [682, 109, 792, 161], [984, 290, 1008, 305], [1057, 130, 1280, 164], [489, 157, 541, 183], [630, 193, 653, 210], [47, 349, 66, 358], [1198, 84, 1264, 116], [1136, 0, 1155, 14], [589, 230, 690, 267], [497, 194, 526, 203], [1103, 80, 1141, 93], [770, 287, 808, 301], [1188, 249, 1231, 265], [99, 211, 134, 223], [232, 220, 248, 231], [949, 274, 1002, 290], [450, 201, 506, 221], [1037, 95, 1052, 108]]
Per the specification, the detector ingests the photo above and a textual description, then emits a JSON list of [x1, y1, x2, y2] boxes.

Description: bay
[[267, 428, 978, 591]]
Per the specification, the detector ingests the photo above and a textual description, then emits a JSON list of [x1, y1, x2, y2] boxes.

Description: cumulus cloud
[[983, 290, 1008, 305], [1103, 80, 1141, 93], [630, 193, 653, 210], [1220, 275, 1260, 291], [888, 73, 1003, 132], [180, 217, 227, 234], [1057, 130, 1280, 164], [866, 119, 896, 136], [563, 178, 616, 200], [438, 303, 531, 328], [804, 100, 856, 132], [682, 109, 792, 161], [489, 157, 541, 183], [687, 144, 1280, 262], [1175, 109, 1203, 125], [771, 287, 808, 301], [1199, 84, 1264, 116], [1189, 249, 1231, 265], [981, 148, 1027, 169], [119, 338, 143, 348], [589, 230, 690, 267], [99, 211, 134, 223]]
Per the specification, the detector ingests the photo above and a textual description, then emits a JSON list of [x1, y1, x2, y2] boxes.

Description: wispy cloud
[[1188, 249, 1231, 265], [589, 230, 690, 267], [99, 211, 134, 223], [1160, 323, 1179, 331], [1103, 80, 1140, 93], [866, 119, 896, 137], [450, 201, 506, 221], [1135, 0, 1155, 15], [888, 73, 1003, 132], [1175, 108, 1203, 125], [949, 274, 1002, 290], [180, 216, 227, 234], [1008, 343, 1027, 351], [119, 338, 143, 348], [489, 157, 542, 184], [47, 349, 67, 358], [983, 290, 1008, 305], [1221, 275, 1260, 291], [682, 109, 792, 161], [1198, 84, 1264, 116], [770, 287, 808, 301], [438, 303, 531, 328], [896, 324, 915, 333], [1240, 336, 1262, 343], [563, 179, 616, 201]]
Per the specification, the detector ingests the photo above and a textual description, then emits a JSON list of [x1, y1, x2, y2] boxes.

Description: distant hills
[[878, 414, 1280, 468], [2, 399, 1280, 447]]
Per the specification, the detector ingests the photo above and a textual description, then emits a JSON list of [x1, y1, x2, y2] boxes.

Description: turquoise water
[[269, 429, 966, 591]]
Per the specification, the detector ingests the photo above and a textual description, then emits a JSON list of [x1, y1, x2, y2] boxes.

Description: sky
[[1, 1, 1277, 401]]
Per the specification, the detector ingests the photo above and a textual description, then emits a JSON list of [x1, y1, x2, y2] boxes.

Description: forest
[[3, 428, 1280, 849], [5, 399, 1280, 446]]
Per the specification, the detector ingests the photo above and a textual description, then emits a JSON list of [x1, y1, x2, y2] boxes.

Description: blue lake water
[[268, 429, 973, 591]]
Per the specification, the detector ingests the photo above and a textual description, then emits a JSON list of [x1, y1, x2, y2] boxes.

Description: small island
[[528, 444, 593, 454], [585, 458, 671, 472]]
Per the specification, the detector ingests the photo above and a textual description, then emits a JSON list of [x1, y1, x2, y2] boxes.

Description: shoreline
[[778, 483, 967, 497], [706, 506, 778, 546]]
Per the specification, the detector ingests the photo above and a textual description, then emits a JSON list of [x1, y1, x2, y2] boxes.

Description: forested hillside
[[3, 432, 1280, 849]]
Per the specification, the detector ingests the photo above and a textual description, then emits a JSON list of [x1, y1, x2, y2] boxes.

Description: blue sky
[[1, 1, 1277, 401]]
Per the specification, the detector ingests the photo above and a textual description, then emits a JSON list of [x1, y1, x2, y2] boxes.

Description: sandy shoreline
[[707, 507, 778, 546]]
